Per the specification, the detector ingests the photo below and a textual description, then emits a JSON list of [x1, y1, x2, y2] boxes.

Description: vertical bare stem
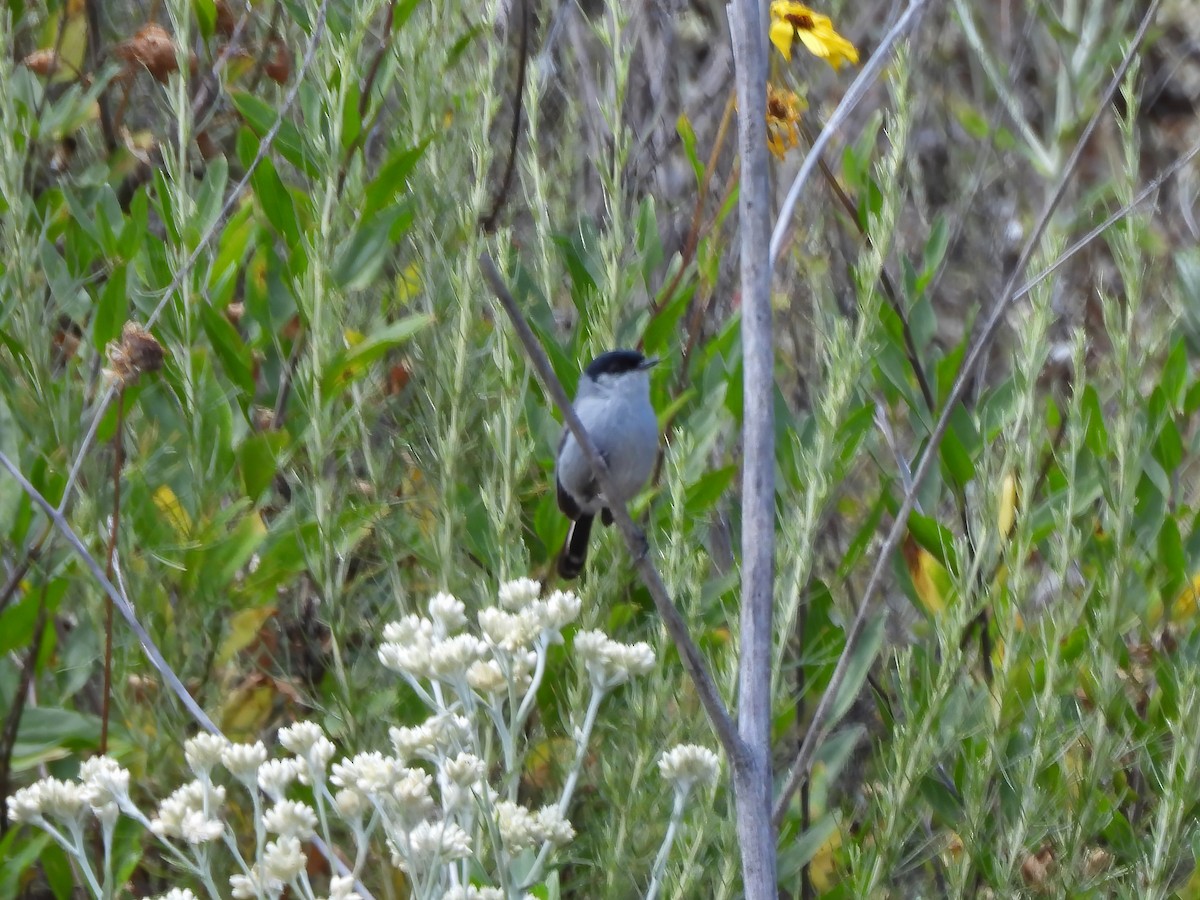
[[100, 390, 125, 754], [727, 0, 777, 895]]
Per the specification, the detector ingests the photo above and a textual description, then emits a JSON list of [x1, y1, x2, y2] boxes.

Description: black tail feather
[[558, 515, 594, 579]]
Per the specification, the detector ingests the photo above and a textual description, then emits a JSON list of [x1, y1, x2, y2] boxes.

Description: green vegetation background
[[3, 0, 1200, 896]]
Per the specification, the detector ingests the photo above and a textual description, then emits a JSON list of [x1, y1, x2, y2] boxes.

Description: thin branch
[[477, 252, 743, 762], [479, 0, 529, 233], [772, 0, 1162, 827], [1013, 135, 1200, 306], [83, 0, 118, 153], [100, 390, 126, 754]]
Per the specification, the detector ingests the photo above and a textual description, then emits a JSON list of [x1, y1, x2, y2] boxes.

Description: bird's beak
[[639, 356, 660, 370]]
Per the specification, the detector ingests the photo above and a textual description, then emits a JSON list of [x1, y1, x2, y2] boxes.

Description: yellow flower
[[766, 84, 805, 159], [769, 2, 859, 70]]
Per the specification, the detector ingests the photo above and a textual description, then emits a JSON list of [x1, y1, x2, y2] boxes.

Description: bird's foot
[[631, 528, 650, 562]]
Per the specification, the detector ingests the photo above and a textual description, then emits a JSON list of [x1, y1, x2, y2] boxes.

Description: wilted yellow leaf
[[998, 471, 1018, 538], [524, 736, 573, 791], [216, 605, 277, 666], [809, 820, 843, 893], [1171, 574, 1200, 622], [219, 678, 276, 741], [902, 535, 954, 615], [153, 485, 191, 535], [40, 10, 87, 81]]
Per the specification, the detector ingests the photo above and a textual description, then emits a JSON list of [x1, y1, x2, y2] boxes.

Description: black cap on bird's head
[[584, 349, 658, 380]]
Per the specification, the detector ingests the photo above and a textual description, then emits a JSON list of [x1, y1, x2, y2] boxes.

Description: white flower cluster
[[573, 629, 656, 689], [386, 819, 473, 873], [494, 800, 576, 851], [658, 744, 721, 795], [7, 776, 87, 825], [8, 578, 664, 900], [150, 779, 226, 844], [378, 583, 583, 695]]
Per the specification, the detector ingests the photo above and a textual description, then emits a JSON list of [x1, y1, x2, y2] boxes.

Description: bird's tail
[[558, 515, 594, 579]]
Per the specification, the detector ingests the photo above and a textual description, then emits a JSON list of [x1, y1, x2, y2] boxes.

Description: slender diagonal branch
[[772, 0, 1162, 827], [478, 252, 742, 762]]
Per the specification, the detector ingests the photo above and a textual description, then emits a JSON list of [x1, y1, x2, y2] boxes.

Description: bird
[[555, 348, 660, 579]]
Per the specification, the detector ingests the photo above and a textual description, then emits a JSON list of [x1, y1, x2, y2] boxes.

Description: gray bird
[[555, 349, 660, 579]]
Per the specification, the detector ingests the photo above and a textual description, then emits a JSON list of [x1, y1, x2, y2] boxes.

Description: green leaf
[[230, 91, 317, 178], [10, 708, 100, 772], [200, 302, 255, 398], [94, 184, 125, 257], [0, 395, 21, 531], [685, 465, 735, 515], [193, 0, 216, 39], [0, 831, 52, 898], [93, 264, 127, 351], [332, 202, 414, 292], [953, 101, 990, 139], [248, 150, 301, 248], [920, 214, 950, 288], [1159, 516, 1185, 602], [857, 176, 884, 232], [778, 814, 837, 878], [193, 154, 229, 241], [553, 223, 603, 313], [392, 0, 423, 31], [1162, 335, 1187, 411], [320, 314, 433, 397], [909, 511, 959, 572], [341, 79, 362, 151], [642, 277, 695, 357], [446, 23, 487, 67], [208, 512, 268, 589], [940, 414, 977, 491], [152, 168, 182, 245], [677, 113, 703, 185], [829, 613, 884, 726], [363, 138, 430, 218], [1080, 385, 1109, 456], [238, 430, 289, 503], [838, 491, 888, 579], [635, 196, 663, 291]]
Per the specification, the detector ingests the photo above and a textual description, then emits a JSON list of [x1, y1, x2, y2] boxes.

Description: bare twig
[[1014, 135, 1200, 305], [772, 0, 1162, 826], [726, 0, 777, 893], [0, 525, 50, 615], [477, 252, 742, 760], [100, 391, 126, 754], [479, 0, 528, 233], [83, 0, 118, 153]]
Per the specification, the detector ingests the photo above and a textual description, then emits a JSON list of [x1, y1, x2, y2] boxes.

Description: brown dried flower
[[105, 322, 165, 388], [115, 24, 179, 84]]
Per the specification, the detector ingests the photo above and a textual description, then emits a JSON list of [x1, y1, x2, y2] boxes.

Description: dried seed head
[[115, 24, 179, 83], [22, 49, 61, 77], [264, 40, 291, 84], [105, 322, 165, 388]]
